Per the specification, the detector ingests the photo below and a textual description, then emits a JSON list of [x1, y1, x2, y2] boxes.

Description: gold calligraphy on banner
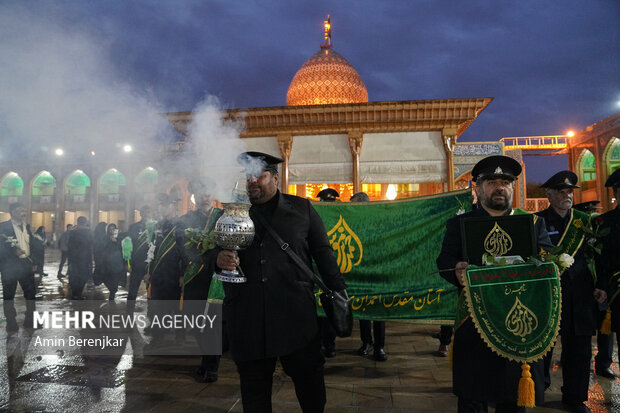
[[505, 297, 538, 341], [342, 288, 445, 312], [327, 215, 363, 273], [484, 222, 513, 256]]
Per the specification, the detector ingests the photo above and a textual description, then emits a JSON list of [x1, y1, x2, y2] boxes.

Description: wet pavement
[[1, 248, 619, 412]]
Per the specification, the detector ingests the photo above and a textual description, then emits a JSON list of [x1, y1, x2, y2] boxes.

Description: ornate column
[[277, 134, 293, 194], [442, 128, 457, 192], [348, 131, 363, 194]]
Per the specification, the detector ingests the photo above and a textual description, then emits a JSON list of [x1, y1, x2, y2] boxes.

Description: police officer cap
[[9, 202, 24, 213], [350, 192, 370, 202], [605, 168, 620, 188], [156, 193, 177, 205], [188, 177, 215, 195], [540, 170, 580, 189], [573, 200, 601, 213], [317, 188, 339, 201], [471, 155, 522, 183], [238, 151, 283, 174]]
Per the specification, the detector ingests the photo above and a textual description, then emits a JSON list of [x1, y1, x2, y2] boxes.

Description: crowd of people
[[0, 152, 619, 413]]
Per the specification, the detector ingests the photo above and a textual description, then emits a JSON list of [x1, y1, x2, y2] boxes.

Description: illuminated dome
[[286, 48, 369, 106]]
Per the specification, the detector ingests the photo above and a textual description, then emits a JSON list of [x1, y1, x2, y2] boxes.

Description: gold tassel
[[179, 293, 184, 311], [147, 282, 151, 299], [517, 363, 536, 407], [600, 309, 612, 335]]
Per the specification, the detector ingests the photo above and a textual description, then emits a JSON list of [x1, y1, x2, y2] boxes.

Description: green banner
[[312, 189, 472, 322], [464, 263, 561, 362], [208, 189, 472, 323]]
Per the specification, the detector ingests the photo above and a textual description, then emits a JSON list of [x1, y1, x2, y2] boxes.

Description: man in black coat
[[126, 205, 153, 310], [536, 170, 606, 413], [600, 169, 620, 373], [436, 155, 553, 413], [0, 202, 37, 332], [217, 152, 346, 413], [67, 216, 93, 300], [179, 178, 223, 383]]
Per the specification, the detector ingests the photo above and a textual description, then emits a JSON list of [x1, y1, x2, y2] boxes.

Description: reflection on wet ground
[[1, 248, 619, 412]]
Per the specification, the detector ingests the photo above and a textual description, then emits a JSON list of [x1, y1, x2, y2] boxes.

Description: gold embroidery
[[484, 222, 513, 256], [505, 297, 539, 341], [327, 215, 363, 274]]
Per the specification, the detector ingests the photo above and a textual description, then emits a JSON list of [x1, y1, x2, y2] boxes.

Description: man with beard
[[437, 155, 553, 413], [217, 152, 346, 413], [536, 171, 606, 413], [0, 202, 37, 331], [126, 205, 154, 313], [180, 178, 223, 383]]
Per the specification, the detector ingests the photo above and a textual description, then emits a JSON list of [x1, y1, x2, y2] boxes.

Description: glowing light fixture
[[123, 144, 133, 153], [55, 148, 64, 156], [386, 184, 397, 200], [566, 131, 575, 137], [91, 151, 96, 156]]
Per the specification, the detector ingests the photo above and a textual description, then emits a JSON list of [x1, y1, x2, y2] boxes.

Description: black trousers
[[359, 320, 386, 349], [319, 317, 336, 351], [235, 337, 326, 413], [2, 269, 36, 323], [58, 251, 68, 274], [127, 269, 144, 301], [560, 333, 592, 403], [439, 325, 454, 345]]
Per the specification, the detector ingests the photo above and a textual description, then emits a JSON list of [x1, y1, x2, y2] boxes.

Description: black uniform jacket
[[223, 191, 346, 363], [149, 219, 187, 300], [536, 207, 600, 336], [67, 227, 93, 280], [128, 220, 148, 278], [599, 207, 620, 331], [179, 208, 223, 301], [0, 220, 34, 280], [436, 205, 552, 404]]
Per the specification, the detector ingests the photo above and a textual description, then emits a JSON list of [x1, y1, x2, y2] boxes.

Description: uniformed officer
[[217, 152, 346, 412], [316, 187, 339, 358], [600, 169, 620, 378], [437, 155, 553, 413], [179, 178, 223, 383], [536, 170, 606, 413]]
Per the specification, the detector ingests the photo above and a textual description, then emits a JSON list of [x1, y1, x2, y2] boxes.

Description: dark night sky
[[1, 1, 618, 182]]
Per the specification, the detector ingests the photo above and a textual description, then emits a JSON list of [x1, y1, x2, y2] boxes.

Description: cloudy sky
[[1, 1, 618, 182]]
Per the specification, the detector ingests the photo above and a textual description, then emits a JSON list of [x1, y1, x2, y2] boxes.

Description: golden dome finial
[[321, 15, 331, 50]]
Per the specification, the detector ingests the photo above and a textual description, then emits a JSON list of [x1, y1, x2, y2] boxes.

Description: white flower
[[558, 253, 574, 270], [456, 208, 466, 216], [145, 242, 156, 264]]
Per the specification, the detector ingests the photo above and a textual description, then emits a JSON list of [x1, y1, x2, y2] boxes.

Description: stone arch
[[99, 168, 126, 195], [603, 137, 620, 175], [64, 170, 91, 195], [31, 170, 57, 197], [576, 149, 596, 182], [0, 172, 24, 197]]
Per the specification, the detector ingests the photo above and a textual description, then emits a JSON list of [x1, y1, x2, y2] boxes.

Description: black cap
[[605, 168, 620, 188], [471, 155, 522, 183], [317, 188, 339, 201], [238, 151, 283, 175], [156, 193, 178, 205], [573, 200, 601, 213], [350, 192, 370, 202], [9, 202, 24, 213], [188, 177, 215, 195], [540, 170, 580, 189]]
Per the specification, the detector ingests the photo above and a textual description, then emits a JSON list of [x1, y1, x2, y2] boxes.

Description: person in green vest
[[536, 170, 607, 413]]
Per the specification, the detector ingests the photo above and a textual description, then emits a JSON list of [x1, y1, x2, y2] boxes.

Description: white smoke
[[187, 97, 248, 203], [0, 6, 170, 158]]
